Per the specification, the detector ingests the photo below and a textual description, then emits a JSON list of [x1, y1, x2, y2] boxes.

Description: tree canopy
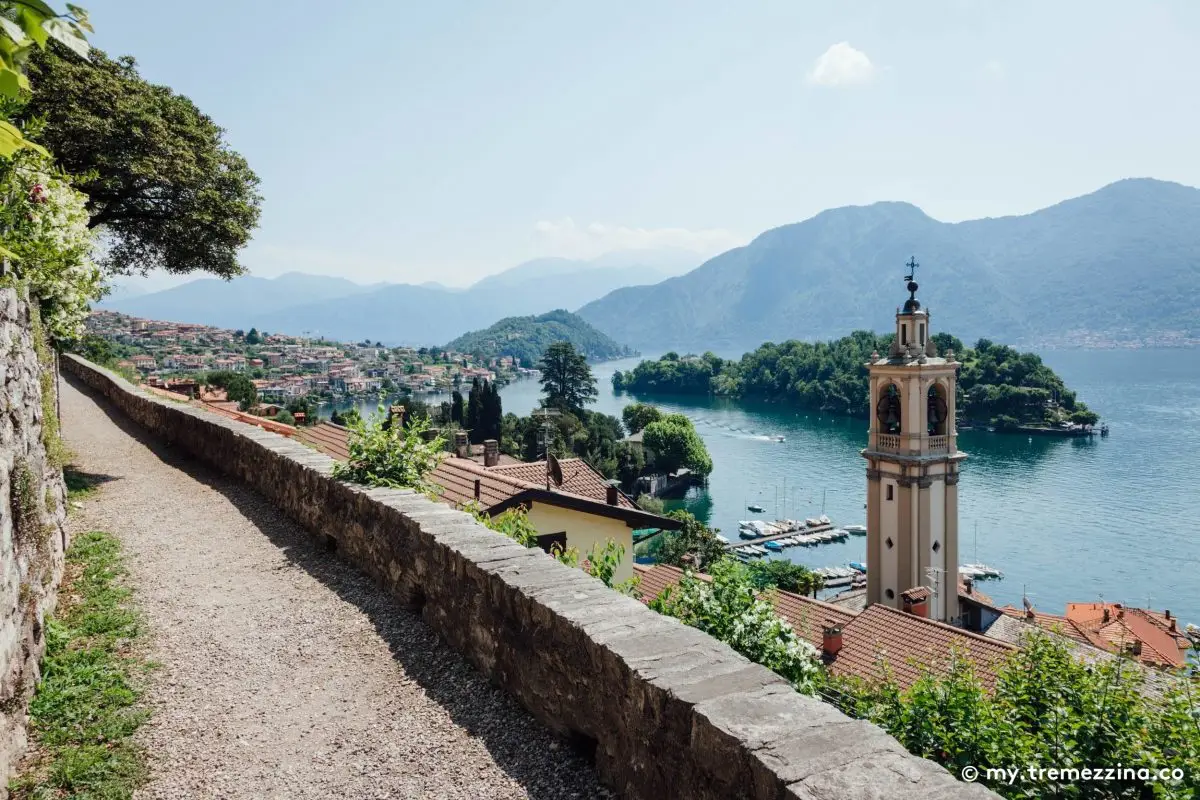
[[641, 414, 713, 477], [651, 511, 726, 570], [614, 332, 1097, 428], [21, 47, 262, 277], [621, 402, 662, 434], [538, 341, 597, 413]]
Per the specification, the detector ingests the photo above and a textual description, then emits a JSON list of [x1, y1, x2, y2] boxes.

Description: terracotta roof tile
[[830, 604, 1017, 692], [490, 459, 637, 508], [1065, 602, 1189, 668], [999, 606, 1102, 647], [293, 421, 351, 461], [428, 457, 533, 508]]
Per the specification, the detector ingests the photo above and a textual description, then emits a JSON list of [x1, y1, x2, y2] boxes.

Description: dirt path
[[60, 377, 608, 800]]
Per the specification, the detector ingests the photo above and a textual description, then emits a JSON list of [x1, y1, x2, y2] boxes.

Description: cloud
[[807, 42, 876, 87], [532, 218, 745, 260]]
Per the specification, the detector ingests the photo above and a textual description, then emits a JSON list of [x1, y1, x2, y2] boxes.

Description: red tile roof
[[1065, 602, 1190, 668], [489, 459, 637, 509], [293, 421, 351, 461], [830, 604, 1017, 692], [999, 606, 1104, 648], [429, 456, 534, 508]]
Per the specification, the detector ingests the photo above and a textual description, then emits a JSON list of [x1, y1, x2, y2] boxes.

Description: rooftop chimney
[[388, 404, 406, 429], [483, 439, 499, 468], [474, 478, 481, 501], [1165, 609, 1171, 620], [901, 586, 931, 619], [822, 620, 843, 658], [454, 429, 469, 458], [606, 484, 619, 506]]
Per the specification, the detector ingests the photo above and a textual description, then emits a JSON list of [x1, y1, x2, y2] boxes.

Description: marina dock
[[727, 522, 839, 549]]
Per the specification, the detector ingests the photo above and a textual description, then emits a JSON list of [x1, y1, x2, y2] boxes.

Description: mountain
[[100, 272, 374, 331], [444, 309, 634, 364], [100, 253, 691, 345], [576, 179, 1200, 350]]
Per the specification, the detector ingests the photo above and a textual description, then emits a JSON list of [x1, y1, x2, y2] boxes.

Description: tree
[[642, 414, 713, 477], [654, 511, 726, 570], [245, 327, 262, 345], [21, 48, 262, 277], [622, 402, 662, 434], [225, 375, 257, 411], [480, 381, 503, 442], [273, 409, 295, 426], [538, 341, 597, 412], [747, 560, 824, 597], [615, 441, 644, 491], [450, 390, 464, 424], [465, 378, 483, 442], [1070, 409, 1100, 426]]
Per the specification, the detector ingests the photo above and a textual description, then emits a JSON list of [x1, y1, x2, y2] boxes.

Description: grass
[[9, 531, 150, 800], [63, 467, 101, 504]]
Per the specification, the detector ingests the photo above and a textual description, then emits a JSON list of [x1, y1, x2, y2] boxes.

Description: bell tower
[[862, 258, 966, 624]]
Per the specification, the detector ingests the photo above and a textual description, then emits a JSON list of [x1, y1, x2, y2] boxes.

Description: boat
[[844, 524, 867, 535], [764, 541, 784, 552], [804, 518, 820, 528], [739, 528, 759, 539], [961, 563, 1003, 579], [750, 545, 768, 555], [715, 534, 730, 545], [849, 561, 868, 573], [818, 514, 831, 525], [830, 528, 849, 539], [747, 504, 765, 513], [775, 435, 786, 442]]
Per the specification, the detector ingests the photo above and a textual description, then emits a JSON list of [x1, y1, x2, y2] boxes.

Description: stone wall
[[63, 353, 997, 800], [0, 289, 68, 790]]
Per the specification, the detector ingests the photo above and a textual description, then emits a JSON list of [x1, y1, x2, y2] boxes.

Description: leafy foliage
[[615, 332, 1096, 427], [332, 406, 445, 491], [651, 510, 726, 570], [20, 47, 262, 277], [538, 341, 597, 413], [621, 401, 662, 434], [650, 559, 821, 693], [224, 374, 257, 411], [641, 413, 713, 477], [500, 406, 626, 479], [833, 631, 1200, 799], [445, 308, 633, 364], [746, 559, 825, 597]]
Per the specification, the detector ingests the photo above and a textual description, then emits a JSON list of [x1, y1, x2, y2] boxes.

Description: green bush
[[332, 406, 444, 491]]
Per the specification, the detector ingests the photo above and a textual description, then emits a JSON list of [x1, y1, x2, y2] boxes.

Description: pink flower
[[29, 184, 48, 204]]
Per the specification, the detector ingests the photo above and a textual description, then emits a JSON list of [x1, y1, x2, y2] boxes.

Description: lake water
[[329, 348, 1200, 625]]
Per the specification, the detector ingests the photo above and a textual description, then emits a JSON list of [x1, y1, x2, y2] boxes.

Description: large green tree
[[20, 47, 262, 277], [538, 341, 597, 413], [653, 510, 727, 570], [622, 402, 662, 434], [642, 414, 713, 477]]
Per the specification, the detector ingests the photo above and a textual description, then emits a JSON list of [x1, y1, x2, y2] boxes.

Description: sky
[[90, 1, 1200, 289]]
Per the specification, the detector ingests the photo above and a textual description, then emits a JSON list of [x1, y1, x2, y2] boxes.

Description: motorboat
[[818, 514, 831, 525], [764, 541, 784, 552], [844, 524, 867, 535], [747, 504, 765, 513], [849, 561, 868, 573], [962, 563, 1003, 579], [804, 518, 821, 528], [715, 534, 730, 545]]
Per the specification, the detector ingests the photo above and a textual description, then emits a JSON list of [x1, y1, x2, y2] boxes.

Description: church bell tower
[[862, 259, 966, 624]]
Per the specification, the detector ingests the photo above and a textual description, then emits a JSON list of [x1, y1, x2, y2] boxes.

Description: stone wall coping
[[62, 353, 998, 800]]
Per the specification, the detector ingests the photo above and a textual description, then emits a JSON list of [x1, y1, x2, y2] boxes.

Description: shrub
[[332, 406, 444, 491]]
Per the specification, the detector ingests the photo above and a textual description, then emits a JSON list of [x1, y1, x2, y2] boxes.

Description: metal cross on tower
[[904, 256, 919, 283]]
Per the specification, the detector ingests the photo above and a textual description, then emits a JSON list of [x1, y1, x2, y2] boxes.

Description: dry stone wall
[[0, 288, 67, 792], [63, 352, 998, 800]]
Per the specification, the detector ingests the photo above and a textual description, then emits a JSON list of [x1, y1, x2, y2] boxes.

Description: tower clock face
[[876, 384, 901, 434]]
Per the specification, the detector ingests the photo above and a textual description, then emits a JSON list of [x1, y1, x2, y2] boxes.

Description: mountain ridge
[[576, 178, 1200, 350]]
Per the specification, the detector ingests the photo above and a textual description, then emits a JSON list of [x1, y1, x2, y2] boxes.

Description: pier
[[727, 522, 840, 549]]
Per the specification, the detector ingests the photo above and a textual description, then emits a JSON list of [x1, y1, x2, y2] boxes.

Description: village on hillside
[[84, 310, 532, 404]]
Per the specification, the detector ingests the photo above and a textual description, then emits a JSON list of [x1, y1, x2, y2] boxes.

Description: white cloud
[[807, 42, 876, 87], [532, 218, 745, 260]]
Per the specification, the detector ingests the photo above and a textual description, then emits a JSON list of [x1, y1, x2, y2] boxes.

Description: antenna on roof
[[547, 452, 564, 490]]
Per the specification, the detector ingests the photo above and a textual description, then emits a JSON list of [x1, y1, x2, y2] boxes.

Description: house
[[130, 354, 156, 371], [290, 425, 680, 583]]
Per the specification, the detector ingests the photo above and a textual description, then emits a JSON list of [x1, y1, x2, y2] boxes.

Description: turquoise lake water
[[329, 347, 1200, 625]]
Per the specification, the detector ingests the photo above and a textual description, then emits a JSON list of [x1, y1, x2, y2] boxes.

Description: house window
[[886, 484, 894, 501]]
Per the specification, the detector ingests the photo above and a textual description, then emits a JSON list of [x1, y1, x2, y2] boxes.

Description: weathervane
[[904, 256, 919, 285], [903, 256, 921, 310]]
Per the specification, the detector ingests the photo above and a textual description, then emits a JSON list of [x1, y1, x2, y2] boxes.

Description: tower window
[[927, 384, 949, 436], [901, 325, 907, 345], [932, 540, 941, 553], [919, 323, 925, 345], [885, 589, 895, 600], [885, 537, 894, 549], [876, 384, 902, 435], [886, 484, 894, 501]]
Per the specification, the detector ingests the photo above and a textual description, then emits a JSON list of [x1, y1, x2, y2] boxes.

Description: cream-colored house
[[429, 454, 680, 583]]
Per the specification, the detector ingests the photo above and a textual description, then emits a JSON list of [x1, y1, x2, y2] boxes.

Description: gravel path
[[60, 377, 610, 800]]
